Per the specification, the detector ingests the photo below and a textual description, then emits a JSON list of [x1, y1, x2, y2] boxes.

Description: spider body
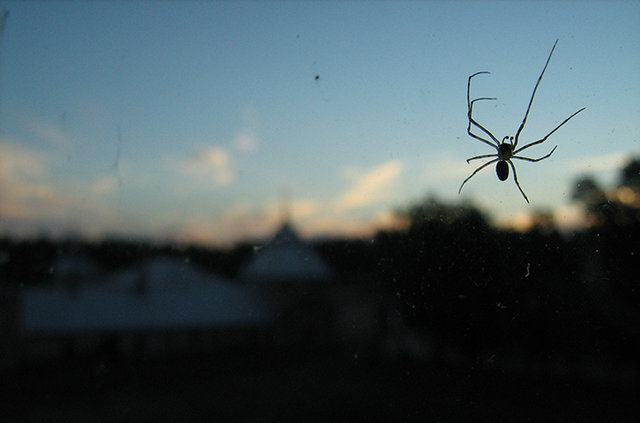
[[496, 159, 509, 181], [459, 40, 585, 203], [497, 139, 514, 161], [495, 138, 514, 180]]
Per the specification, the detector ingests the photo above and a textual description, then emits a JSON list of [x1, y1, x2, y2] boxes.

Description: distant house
[[237, 221, 432, 357], [50, 253, 103, 287], [239, 221, 335, 347], [19, 256, 274, 361], [8, 223, 429, 365], [239, 221, 333, 284]]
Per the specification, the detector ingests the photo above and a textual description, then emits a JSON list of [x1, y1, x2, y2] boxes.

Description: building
[[18, 256, 274, 361], [6, 222, 429, 366], [239, 221, 335, 347]]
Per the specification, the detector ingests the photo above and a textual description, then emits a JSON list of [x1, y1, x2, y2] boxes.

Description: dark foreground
[[2, 351, 637, 423]]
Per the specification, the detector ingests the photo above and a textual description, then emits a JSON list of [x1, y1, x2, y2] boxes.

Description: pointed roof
[[239, 222, 332, 283]]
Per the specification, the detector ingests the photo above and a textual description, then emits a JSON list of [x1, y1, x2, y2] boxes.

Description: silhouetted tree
[[567, 158, 640, 363], [571, 176, 607, 224], [619, 157, 640, 190], [397, 196, 489, 232], [572, 161, 640, 228], [528, 209, 556, 235]]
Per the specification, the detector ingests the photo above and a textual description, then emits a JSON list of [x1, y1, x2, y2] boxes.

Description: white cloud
[[0, 141, 51, 180], [293, 207, 406, 240], [333, 160, 403, 212], [162, 202, 275, 246], [25, 116, 73, 149], [185, 145, 234, 187], [90, 174, 120, 196], [0, 141, 127, 237], [553, 204, 590, 231], [146, 185, 401, 245], [0, 142, 58, 219], [233, 129, 259, 153], [262, 198, 320, 220], [424, 154, 480, 180], [565, 152, 629, 173], [493, 204, 590, 233], [290, 200, 320, 219]]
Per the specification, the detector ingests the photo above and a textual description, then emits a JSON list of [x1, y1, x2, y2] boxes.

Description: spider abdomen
[[496, 160, 509, 181]]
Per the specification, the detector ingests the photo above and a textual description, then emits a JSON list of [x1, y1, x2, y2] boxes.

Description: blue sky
[[1, 1, 638, 245]]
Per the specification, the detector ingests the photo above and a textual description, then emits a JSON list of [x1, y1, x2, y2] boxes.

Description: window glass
[[1, 2, 638, 421]]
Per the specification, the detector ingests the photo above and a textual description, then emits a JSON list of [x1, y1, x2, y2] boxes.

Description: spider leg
[[468, 72, 500, 147], [508, 160, 529, 203], [466, 153, 498, 163], [513, 39, 558, 149], [468, 98, 500, 148], [458, 158, 500, 195], [514, 107, 585, 155], [512, 145, 557, 162]]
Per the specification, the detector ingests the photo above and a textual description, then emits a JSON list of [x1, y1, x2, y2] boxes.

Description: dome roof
[[239, 222, 332, 283]]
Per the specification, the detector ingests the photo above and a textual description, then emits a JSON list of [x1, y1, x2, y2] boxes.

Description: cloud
[[424, 154, 479, 180], [185, 146, 234, 187], [0, 141, 127, 237], [25, 116, 73, 149], [163, 198, 322, 246], [0, 141, 51, 179], [0, 142, 58, 219], [233, 129, 259, 153], [90, 174, 120, 196], [494, 204, 589, 233], [333, 160, 403, 212], [300, 208, 405, 239], [553, 204, 590, 231], [144, 181, 403, 245], [163, 202, 275, 246], [289, 199, 319, 219], [565, 152, 629, 173]]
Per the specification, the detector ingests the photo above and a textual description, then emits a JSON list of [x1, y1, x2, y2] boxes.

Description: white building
[[19, 256, 274, 360], [239, 222, 333, 284]]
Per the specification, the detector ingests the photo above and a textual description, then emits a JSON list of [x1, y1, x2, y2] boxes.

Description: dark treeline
[[0, 237, 253, 284], [367, 199, 637, 364], [316, 157, 639, 366], [2, 158, 639, 367]]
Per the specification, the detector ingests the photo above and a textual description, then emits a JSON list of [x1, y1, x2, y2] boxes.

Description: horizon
[[1, 2, 639, 246]]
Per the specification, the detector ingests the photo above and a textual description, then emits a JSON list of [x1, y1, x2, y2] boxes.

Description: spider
[[459, 39, 585, 203]]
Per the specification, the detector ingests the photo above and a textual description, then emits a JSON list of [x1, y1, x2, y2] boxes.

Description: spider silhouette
[[459, 39, 585, 203]]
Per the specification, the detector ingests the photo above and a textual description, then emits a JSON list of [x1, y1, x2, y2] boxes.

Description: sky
[[0, 1, 638, 245]]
